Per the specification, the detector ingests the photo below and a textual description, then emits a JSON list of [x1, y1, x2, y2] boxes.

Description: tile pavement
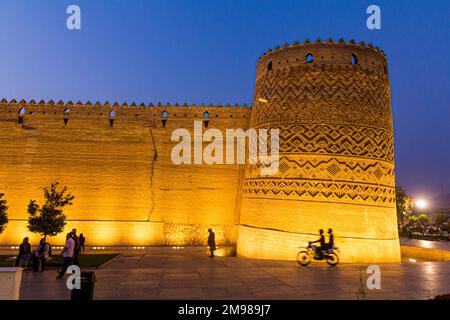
[[17, 247, 450, 300]]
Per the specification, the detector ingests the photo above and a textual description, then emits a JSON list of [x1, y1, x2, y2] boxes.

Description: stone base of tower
[[237, 199, 401, 263]]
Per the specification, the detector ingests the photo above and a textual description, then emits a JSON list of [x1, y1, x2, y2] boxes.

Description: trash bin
[[71, 271, 96, 300]]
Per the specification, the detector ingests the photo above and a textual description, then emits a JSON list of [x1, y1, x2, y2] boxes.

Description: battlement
[[256, 38, 388, 78], [0, 99, 251, 129], [0, 98, 250, 110], [258, 38, 386, 62]]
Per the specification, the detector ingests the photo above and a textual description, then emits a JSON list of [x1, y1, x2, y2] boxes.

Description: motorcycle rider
[[309, 229, 326, 258], [326, 228, 334, 251]]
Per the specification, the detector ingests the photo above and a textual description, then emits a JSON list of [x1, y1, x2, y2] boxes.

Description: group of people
[[15, 228, 333, 271], [15, 237, 51, 272], [14, 229, 86, 276]]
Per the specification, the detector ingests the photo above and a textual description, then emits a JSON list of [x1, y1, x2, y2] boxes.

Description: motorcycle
[[297, 242, 340, 266]]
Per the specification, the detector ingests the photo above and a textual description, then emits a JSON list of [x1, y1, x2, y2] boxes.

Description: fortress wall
[[0, 40, 402, 264], [0, 101, 250, 246], [238, 40, 401, 263]]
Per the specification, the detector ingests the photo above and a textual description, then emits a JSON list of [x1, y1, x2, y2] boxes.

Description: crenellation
[[0, 100, 252, 134], [257, 38, 387, 65]]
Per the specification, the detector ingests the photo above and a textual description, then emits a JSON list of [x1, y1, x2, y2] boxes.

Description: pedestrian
[[71, 228, 80, 266], [33, 238, 49, 272], [79, 233, 85, 253], [207, 228, 216, 258], [56, 233, 75, 279], [15, 237, 32, 271]]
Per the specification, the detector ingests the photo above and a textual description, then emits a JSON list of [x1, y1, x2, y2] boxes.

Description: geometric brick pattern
[[244, 43, 395, 207], [251, 65, 393, 131], [242, 179, 396, 207], [245, 155, 395, 187], [275, 124, 394, 161]]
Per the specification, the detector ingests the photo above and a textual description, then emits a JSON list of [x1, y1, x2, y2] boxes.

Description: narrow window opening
[[351, 53, 358, 65], [267, 61, 272, 71], [161, 110, 168, 127], [109, 110, 116, 127], [203, 111, 209, 128], [18, 107, 25, 124], [306, 53, 313, 63], [63, 108, 70, 126]]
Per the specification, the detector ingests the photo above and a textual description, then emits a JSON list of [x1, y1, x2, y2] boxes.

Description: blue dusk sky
[[0, 0, 448, 199]]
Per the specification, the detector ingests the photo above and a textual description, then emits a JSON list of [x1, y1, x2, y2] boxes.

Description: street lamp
[[415, 199, 428, 210]]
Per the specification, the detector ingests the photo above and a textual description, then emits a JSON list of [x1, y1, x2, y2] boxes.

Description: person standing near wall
[[79, 233, 86, 253], [71, 228, 80, 266], [208, 229, 216, 258], [56, 233, 75, 279]]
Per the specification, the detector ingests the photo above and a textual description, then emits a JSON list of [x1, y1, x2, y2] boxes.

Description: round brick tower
[[237, 39, 400, 263]]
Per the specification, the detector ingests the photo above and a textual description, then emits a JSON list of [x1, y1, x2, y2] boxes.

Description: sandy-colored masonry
[[0, 39, 400, 263]]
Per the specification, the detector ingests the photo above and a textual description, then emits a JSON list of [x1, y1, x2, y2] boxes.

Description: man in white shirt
[[56, 232, 75, 279]]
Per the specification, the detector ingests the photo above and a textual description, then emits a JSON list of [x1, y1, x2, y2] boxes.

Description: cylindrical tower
[[237, 39, 400, 263]]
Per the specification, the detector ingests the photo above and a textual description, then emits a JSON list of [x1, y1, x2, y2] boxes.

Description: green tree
[[417, 214, 431, 223], [435, 213, 448, 225], [27, 182, 75, 240], [0, 193, 8, 234], [395, 186, 410, 220]]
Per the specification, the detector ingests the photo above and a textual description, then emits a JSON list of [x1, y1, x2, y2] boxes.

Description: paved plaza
[[18, 247, 450, 300]]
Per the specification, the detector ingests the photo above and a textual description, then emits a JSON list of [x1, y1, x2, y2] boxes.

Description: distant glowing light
[[415, 199, 428, 209], [409, 258, 417, 263]]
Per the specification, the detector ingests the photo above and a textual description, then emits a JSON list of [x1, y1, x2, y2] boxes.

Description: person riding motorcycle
[[309, 229, 326, 258], [326, 228, 334, 251]]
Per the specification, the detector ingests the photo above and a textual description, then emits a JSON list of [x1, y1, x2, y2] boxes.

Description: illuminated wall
[[237, 39, 401, 263], [0, 39, 401, 263], [0, 101, 249, 246]]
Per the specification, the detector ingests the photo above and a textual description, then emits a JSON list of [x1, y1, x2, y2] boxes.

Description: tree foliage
[[0, 193, 8, 234], [395, 186, 410, 220], [417, 214, 431, 223], [27, 182, 74, 238], [435, 213, 448, 225]]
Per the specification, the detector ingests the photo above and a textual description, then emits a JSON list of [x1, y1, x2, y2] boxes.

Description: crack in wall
[[148, 122, 158, 222]]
